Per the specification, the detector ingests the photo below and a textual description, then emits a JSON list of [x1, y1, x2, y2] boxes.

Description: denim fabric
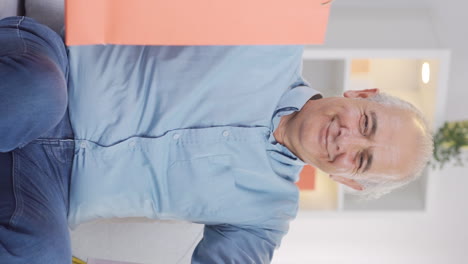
[[0, 16, 74, 264], [0, 16, 69, 152]]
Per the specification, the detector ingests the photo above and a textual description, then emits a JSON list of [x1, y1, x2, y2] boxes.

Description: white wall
[[274, 1, 468, 263], [309, 7, 438, 49], [427, 0, 468, 122]]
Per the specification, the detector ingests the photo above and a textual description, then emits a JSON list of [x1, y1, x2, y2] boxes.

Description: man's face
[[287, 89, 424, 190]]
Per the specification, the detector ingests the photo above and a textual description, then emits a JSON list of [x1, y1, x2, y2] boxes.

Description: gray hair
[[346, 92, 434, 200]]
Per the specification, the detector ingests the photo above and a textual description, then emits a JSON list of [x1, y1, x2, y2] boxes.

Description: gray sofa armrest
[[24, 0, 64, 33], [0, 0, 25, 19]]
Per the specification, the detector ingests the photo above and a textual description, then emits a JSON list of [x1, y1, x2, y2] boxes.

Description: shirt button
[[222, 130, 230, 137], [129, 141, 136, 147], [80, 142, 86, 148], [173, 133, 180, 140]]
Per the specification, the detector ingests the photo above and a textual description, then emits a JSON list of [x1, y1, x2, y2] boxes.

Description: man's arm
[[191, 224, 285, 264]]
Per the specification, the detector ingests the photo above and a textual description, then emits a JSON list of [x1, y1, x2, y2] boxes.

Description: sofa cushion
[[25, 0, 64, 33], [0, 0, 23, 19]]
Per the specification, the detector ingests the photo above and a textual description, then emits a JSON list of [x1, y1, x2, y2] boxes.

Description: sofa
[[1, 0, 63, 33], [1, 1, 203, 263]]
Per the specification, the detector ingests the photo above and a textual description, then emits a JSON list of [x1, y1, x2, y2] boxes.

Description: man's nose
[[334, 127, 369, 153]]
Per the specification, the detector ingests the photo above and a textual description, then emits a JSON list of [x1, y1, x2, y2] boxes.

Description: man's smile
[[322, 118, 332, 161]]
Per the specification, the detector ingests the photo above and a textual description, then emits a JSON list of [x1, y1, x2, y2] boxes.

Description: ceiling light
[[422, 62, 430, 84]]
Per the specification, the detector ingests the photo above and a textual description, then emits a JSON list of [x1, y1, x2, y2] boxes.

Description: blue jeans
[[0, 16, 74, 264]]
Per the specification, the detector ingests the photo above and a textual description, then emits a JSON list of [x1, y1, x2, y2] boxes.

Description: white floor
[[71, 218, 203, 264]]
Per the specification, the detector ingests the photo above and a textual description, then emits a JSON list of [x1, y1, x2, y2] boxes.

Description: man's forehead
[[365, 115, 421, 179], [368, 102, 420, 136]]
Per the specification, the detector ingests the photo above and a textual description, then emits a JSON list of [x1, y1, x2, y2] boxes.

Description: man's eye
[[363, 114, 369, 134], [359, 153, 364, 169]]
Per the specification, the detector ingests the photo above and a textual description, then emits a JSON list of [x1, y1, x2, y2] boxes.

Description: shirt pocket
[[166, 154, 235, 220]]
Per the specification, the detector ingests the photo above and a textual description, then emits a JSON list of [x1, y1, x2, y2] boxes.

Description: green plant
[[432, 120, 468, 169]]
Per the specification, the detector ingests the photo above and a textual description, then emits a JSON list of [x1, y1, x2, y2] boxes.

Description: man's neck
[[273, 112, 297, 147], [273, 110, 308, 163]]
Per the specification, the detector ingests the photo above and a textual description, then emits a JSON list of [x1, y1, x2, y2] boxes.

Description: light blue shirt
[[66, 45, 320, 263]]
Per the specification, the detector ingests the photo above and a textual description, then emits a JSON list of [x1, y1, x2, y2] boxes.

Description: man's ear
[[330, 175, 364, 191], [343, 88, 379, 99]]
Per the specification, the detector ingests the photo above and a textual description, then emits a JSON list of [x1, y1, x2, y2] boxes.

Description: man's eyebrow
[[363, 152, 373, 174], [362, 111, 377, 174]]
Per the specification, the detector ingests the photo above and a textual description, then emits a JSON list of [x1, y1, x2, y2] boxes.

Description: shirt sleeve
[[191, 224, 285, 264]]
